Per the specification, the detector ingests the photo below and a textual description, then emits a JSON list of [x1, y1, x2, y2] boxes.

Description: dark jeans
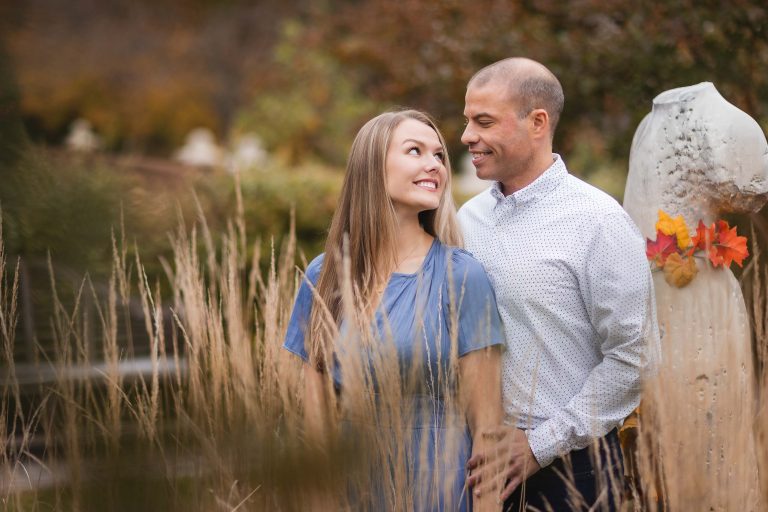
[[503, 430, 624, 512]]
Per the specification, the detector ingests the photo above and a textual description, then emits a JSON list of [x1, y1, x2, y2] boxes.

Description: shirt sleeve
[[527, 211, 659, 467], [449, 251, 507, 357], [282, 255, 325, 362]]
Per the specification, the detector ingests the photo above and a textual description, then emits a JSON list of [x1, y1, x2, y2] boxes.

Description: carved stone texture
[[624, 82, 766, 511], [625, 82, 768, 238]]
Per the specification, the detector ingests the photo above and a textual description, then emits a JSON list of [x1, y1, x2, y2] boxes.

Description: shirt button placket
[[499, 197, 516, 225]]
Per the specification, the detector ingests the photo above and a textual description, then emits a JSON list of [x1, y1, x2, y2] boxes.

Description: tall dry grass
[[749, 228, 768, 508], [0, 197, 312, 510], [626, 227, 767, 512], [0, 189, 474, 512], [0, 195, 766, 511]]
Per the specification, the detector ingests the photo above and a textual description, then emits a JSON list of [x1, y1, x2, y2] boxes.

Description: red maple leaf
[[714, 220, 749, 267], [646, 230, 678, 267]]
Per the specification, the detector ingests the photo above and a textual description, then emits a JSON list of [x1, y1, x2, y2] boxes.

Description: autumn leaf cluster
[[646, 210, 749, 288]]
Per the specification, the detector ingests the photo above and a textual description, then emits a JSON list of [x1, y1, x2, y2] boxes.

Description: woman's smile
[[414, 178, 439, 191]]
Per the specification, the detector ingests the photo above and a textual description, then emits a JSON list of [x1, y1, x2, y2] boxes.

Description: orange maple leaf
[[691, 220, 716, 252], [690, 220, 723, 266], [714, 220, 749, 267], [708, 245, 724, 267], [646, 230, 677, 267]]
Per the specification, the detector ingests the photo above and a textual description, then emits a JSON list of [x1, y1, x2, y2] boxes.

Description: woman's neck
[[391, 210, 433, 274], [363, 210, 433, 316]]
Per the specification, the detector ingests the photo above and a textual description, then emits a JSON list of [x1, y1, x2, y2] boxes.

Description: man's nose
[[461, 124, 477, 146]]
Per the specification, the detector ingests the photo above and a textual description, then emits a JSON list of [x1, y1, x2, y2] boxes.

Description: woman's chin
[[418, 202, 441, 213]]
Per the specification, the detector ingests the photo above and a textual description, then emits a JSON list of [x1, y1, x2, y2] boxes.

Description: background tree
[[6, 0, 767, 173], [314, 0, 768, 168], [236, 21, 380, 166], [6, 0, 311, 153]]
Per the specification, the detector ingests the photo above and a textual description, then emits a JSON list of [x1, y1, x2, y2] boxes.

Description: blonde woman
[[283, 110, 504, 511]]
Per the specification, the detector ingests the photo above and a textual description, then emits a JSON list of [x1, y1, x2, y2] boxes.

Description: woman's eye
[[408, 147, 420, 155], [434, 152, 444, 162]]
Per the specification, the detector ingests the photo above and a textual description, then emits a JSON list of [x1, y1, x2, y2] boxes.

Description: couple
[[283, 57, 655, 511]]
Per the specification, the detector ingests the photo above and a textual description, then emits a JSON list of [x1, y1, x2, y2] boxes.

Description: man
[[457, 57, 657, 511]]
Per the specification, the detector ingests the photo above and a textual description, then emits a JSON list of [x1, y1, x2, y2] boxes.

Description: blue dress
[[283, 239, 506, 511]]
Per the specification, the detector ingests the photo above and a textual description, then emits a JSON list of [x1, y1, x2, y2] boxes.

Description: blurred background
[[2, 2, 768, 507], [1, 0, 767, 355]]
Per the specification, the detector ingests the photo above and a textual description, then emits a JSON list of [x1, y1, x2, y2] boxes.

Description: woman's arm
[[460, 345, 503, 512], [303, 362, 333, 441], [302, 362, 339, 509]]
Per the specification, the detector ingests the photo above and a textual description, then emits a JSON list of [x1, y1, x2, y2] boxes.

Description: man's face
[[461, 81, 535, 186]]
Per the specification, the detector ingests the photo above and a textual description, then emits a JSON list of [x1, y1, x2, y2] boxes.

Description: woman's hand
[[467, 425, 541, 503], [468, 436, 505, 512]]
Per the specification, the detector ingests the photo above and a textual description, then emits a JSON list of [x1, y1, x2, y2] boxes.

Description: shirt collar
[[490, 154, 568, 207]]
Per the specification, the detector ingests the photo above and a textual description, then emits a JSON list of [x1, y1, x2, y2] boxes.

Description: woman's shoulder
[[439, 243, 491, 282], [303, 253, 325, 283], [438, 243, 499, 313]]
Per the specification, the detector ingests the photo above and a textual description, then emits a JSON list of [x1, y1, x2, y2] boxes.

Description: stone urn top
[[651, 81, 715, 107], [624, 82, 768, 238]]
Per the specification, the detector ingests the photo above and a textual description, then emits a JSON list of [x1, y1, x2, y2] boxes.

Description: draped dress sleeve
[[283, 254, 325, 362]]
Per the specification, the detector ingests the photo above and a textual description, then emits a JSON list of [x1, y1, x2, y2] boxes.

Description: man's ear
[[529, 109, 549, 139]]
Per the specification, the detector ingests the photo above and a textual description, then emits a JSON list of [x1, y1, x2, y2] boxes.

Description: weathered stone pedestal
[[623, 82, 768, 510]]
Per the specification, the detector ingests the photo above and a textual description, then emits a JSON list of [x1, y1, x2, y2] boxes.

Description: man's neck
[[500, 152, 556, 196]]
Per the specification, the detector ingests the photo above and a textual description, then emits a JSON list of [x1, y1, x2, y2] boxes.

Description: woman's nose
[[425, 155, 441, 172]]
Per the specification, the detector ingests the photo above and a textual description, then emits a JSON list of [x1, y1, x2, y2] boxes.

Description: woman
[[283, 110, 505, 511]]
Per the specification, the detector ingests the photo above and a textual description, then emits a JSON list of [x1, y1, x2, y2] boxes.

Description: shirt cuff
[[527, 420, 567, 468]]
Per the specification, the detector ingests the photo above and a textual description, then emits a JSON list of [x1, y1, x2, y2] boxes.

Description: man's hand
[[467, 426, 541, 502]]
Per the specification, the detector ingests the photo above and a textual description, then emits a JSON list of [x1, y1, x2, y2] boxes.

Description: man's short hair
[[469, 58, 565, 136]]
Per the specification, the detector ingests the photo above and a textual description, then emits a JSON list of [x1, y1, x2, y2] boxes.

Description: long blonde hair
[[309, 109, 462, 368]]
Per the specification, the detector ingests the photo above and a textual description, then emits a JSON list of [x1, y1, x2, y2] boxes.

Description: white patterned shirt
[[457, 155, 658, 468]]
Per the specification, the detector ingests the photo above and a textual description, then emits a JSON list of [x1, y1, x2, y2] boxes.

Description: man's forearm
[[526, 355, 641, 467]]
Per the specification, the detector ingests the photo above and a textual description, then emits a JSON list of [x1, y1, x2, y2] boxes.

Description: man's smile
[[469, 149, 492, 164]]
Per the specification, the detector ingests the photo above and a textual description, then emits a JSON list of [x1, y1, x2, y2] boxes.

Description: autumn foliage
[[646, 210, 749, 288], [3, 0, 767, 165]]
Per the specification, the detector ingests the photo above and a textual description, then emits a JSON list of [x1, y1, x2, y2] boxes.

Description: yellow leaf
[[656, 210, 691, 249], [672, 217, 692, 249], [663, 252, 698, 288], [655, 210, 677, 236], [618, 407, 640, 454]]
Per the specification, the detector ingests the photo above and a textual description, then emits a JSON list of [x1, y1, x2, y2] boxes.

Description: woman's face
[[385, 118, 447, 216]]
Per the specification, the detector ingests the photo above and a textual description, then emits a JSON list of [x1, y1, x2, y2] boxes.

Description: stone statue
[[624, 82, 767, 510], [227, 133, 268, 173], [175, 128, 223, 168], [65, 118, 101, 153]]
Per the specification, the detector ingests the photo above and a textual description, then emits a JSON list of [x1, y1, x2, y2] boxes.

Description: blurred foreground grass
[[1, 153, 767, 511]]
